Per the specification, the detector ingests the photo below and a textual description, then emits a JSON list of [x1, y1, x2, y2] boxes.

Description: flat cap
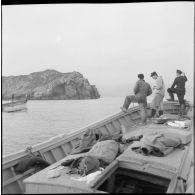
[[176, 69, 182, 74], [150, 72, 157, 77]]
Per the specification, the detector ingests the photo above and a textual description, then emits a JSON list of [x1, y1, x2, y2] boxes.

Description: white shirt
[[152, 76, 165, 96]]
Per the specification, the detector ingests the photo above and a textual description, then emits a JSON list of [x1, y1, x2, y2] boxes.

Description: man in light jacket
[[150, 72, 165, 117], [120, 74, 152, 124]]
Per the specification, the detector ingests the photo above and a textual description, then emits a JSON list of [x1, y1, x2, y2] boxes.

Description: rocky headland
[[2, 69, 100, 100]]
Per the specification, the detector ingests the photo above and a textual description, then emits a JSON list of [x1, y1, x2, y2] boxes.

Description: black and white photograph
[[2, 1, 194, 194]]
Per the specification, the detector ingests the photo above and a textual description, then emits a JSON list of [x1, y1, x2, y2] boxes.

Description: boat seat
[[117, 141, 192, 180], [122, 123, 192, 144], [23, 152, 118, 194], [117, 122, 193, 180]]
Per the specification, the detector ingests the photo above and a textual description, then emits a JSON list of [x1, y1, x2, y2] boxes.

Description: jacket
[[171, 75, 187, 94], [134, 79, 152, 103], [131, 133, 181, 157], [152, 76, 165, 96]]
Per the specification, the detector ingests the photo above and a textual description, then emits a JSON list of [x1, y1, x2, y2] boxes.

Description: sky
[[2, 2, 194, 95]]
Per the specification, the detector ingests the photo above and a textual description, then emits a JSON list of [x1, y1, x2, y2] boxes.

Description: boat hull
[[3, 100, 27, 112], [2, 101, 194, 194]]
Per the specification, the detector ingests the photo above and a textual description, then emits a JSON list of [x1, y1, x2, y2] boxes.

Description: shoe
[[120, 107, 128, 112], [159, 110, 164, 116], [166, 98, 174, 101], [151, 109, 156, 117]]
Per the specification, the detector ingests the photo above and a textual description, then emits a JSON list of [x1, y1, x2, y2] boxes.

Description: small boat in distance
[[2, 94, 28, 113]]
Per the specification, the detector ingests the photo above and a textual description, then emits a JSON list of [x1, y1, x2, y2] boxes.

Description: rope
[[25, 146, 34, 156]]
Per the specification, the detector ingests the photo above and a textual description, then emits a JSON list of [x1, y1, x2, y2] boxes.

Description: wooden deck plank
[[3, 168, 36, 187]]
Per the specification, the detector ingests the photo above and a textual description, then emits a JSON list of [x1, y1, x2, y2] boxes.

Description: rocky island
[[2, 69, 100, 100]]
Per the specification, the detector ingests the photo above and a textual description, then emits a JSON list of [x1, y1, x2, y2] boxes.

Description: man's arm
[[182, 72, 187, 82], [171, 78, 177, 88], [153, 77, 163, 90], [134, 81, 139, 94]]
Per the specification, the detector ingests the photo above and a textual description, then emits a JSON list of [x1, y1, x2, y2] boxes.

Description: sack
[[71, 129, 98, 154], [159, 114, 180, 120], [151, 118, 168, 124], [139, 133, 181, 156], [87, 140, 119, 164], [71, 129, 122, 155], [78, 156, 100, 176], [15, 156, 50, 173]]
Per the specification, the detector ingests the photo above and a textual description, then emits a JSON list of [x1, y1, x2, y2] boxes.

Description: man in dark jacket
[[167, 69, 187, 116], [120, 74, 152, 123]]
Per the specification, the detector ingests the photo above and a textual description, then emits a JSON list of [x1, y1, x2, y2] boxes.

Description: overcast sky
[[2, 2, 194, 89]]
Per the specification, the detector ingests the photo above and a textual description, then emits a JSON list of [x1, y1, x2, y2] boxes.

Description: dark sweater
[[171, 75, 187, 92]]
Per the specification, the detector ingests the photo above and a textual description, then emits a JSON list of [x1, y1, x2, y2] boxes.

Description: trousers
[[167, 88, 185, 104], [122, 95, 147, 123], [150, 93, 164, 110]]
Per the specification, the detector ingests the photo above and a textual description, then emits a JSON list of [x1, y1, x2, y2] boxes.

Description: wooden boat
[[2, 100, 194, 194], [2, 99, 28, 113]]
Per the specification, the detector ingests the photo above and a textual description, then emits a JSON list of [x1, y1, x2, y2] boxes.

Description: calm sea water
[[2, 94, 193, 156], [3, 97, 126, 156]]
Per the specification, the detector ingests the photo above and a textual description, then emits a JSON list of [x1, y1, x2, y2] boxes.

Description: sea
[[2, 94, 193, 156]]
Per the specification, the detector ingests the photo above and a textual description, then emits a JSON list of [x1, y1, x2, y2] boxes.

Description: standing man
[[120, 74, 152, 124], [167, 69, 187, 116], [150, 72, 165, 117]]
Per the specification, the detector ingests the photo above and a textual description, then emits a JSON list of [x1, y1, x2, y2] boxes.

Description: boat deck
[[122, 121, 192, 144], [23, 119, 193, 194]]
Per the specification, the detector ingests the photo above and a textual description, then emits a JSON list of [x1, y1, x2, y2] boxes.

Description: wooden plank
[[111, 120, 121, 131], [98, 126, 110, 136], [61, 142, 73, 155], [10, 167, 24, 192], [103, 125, 111, 135], [3, 156, 30, 170], [42, 151, 56, 164], [108, 122, 119, 133], [90, 160, 118, 189], [122, 115, 131, 125], [3, 168, 36, 187], [37, 151, 45, 159], [50, 150, 58, 162], [2, 168, 13, 181], [50, 147, 65, 162], [60, 146, 67, 156], [118, 117, 129, 127], [166, 174, 177, 193], [70, 138, 81, 149], [167, 146, 191, 193], [105, 123, 115, 134], [25, 183, 39, 194], [3, 181, 21, 194]]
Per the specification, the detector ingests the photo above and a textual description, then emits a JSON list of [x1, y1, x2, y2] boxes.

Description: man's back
[[134, 80, 152, 101], [171, 75, 187, 93]]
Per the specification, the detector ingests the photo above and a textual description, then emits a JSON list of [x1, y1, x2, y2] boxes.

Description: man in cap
[[167, 69, 188, 116], [120, 74, 152, 124], [150, 72, 165, 117]]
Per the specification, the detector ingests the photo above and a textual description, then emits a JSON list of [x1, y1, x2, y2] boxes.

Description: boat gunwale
[[3, 99, 27, 107]]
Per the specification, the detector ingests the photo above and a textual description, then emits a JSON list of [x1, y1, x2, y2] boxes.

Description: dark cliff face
[[2, 69, 100, 100]]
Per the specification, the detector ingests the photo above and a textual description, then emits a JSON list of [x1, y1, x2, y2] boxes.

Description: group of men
[[120, 69, 188, 124]]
